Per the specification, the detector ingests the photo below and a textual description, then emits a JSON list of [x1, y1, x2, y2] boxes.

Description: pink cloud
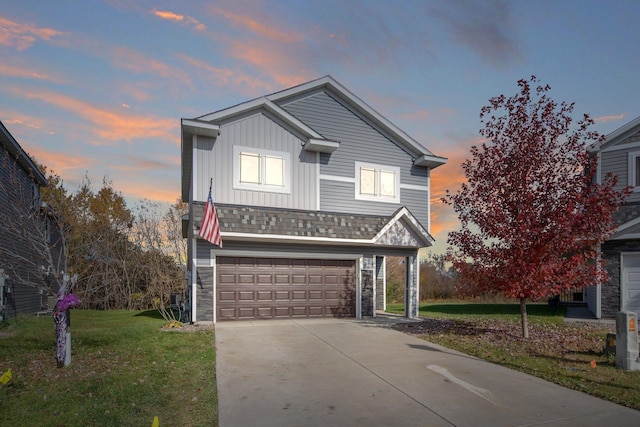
[[595, 114, 626, 123], [0, 63, 62, 82], [0, 16, 65, 50], [151, 9, 206, 31], [207, 4, 310, 87], [211, 6, 301, 43], [28, 148, 93, 177], [116, 181, 179, 204], [176, 53, 273, 95], [13, 88, 177, 144], [110, 46, 192, 86]]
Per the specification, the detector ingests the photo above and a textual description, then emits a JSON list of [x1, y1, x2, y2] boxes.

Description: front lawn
[[388, 302, 640, 410], [0, 310, 216, 426]]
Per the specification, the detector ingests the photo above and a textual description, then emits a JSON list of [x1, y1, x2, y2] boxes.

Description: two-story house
[[0, 120, 55, 320], [181, 76, 446, 323], [590, 116, 640, 318]]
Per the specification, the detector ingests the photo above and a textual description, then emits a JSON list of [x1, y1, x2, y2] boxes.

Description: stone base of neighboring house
[[600, 239, 640, 318]]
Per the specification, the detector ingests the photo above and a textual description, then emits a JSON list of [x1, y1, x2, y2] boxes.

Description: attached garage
[[216, 256, 356, 321]]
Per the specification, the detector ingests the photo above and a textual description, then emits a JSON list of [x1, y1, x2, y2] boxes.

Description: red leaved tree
[[444, 76, 629, 338]]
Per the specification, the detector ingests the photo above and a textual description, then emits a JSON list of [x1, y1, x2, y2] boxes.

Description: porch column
[[405, 254, 419, 318], [361, 255, 375, 317]]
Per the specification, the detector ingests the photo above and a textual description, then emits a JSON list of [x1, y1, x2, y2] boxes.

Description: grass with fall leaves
[[388, 302, 640, 411], [0, 310, 216, 426]]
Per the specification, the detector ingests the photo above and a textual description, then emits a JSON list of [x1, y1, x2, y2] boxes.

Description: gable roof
[[591, 115, 640, 153], [181, 76, 447, 201], [0, 120, 47, 186]]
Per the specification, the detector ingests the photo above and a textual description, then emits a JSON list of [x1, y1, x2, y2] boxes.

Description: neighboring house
[[181, 76, 447, 322], [590, 116, 640, 318], [0, 120, 60, 320]]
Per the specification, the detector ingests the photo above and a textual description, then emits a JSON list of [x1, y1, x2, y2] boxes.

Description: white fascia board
[[196, 97, 269, 122], [615, 216, 640, 234], [218, 232, 372, 246], [372, 207, 434, 246], [193, 97, 322, 139], [594, 115, 640, 152], [303, 138, 340, 153], [612, 233, 640, 240], [181, 119, 220, 137], [413, 154, 448, 169]]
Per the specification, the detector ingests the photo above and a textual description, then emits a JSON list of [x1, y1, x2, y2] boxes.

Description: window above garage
[[233, 145, 291, 194], [355, 161, 400, 204]]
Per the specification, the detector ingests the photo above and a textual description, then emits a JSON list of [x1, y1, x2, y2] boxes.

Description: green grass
[[0, 310, 216, 426], [388, 302, 640, 410], [388, 301, 566, 321]]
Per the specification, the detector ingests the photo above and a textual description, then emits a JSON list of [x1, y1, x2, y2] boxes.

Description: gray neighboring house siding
[[0, 120, 50, 320], [591, 116, 640, 318], [181, 76, 446, 323]]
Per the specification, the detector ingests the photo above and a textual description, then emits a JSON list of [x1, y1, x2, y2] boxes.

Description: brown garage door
[[216, 257, 356, 321]]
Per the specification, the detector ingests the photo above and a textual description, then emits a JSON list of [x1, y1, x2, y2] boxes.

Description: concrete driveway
[[215, 316, 640, 426]]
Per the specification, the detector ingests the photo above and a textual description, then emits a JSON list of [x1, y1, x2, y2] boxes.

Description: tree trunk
[[519, 297, 529, 339]]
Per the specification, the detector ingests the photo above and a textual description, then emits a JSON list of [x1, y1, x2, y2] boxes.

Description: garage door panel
[[257, 291, 273, 301], [238, 291, 254, 300], [275, 290, 290, 300], [217, 256, 355, 321], [257, 307, 273, 318], [219, 291, 237, 302], [292, 275, 306, 284], [219, 274, 236, 284], [292, 290, 307, 300], [238, 307, 256, 319], [238, 274, 255, 284], [274, 307, 290, 317], [309, 290, 323, 300], [292, 306, 307, 316], [219, 308, 236, 320], [275, 274, 291, 284]]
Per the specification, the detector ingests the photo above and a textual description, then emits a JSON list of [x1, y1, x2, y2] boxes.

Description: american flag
[[200, 184, 222, 248]]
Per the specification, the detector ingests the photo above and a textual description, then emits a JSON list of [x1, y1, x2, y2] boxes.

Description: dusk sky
[[1, 1, 639, 254]]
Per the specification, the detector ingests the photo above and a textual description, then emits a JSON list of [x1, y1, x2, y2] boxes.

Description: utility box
[[615, 311, 640, 371]]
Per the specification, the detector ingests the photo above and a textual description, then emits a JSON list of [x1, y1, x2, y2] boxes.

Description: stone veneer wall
[[601, 240, 640, 318], [196, 267, 214, 322], [361, 270, 374, 317]]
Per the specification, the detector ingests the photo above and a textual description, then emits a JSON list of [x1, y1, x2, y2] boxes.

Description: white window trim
[[355, 161, 400, 204], [233, 145, 291, 194], [628, 151, 640, 192]]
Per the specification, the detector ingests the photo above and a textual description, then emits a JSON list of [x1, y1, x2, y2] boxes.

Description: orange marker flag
[[590, 359, 597, 368]]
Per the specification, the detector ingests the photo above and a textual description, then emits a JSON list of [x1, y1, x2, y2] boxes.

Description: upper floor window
[[355, 161, 400, 203], [629, 151, 640, 190], [233, 146, 290, 194], [31, 182, 40, 210]]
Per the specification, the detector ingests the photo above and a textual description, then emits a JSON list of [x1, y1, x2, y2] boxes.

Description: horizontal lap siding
[[282, 91, 429, 225], [602, 149, 640, 203], [0, 148, 48, 316]]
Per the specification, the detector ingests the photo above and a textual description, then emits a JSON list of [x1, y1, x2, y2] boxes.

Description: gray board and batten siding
[[192, 111, 318, 210], [280, 90, 431, 227]]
